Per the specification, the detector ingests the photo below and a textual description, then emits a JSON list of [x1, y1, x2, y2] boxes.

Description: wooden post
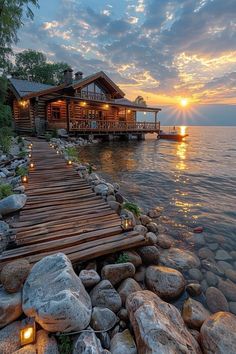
[[155, 111, 157, 129], [66, 100, 70, 133]]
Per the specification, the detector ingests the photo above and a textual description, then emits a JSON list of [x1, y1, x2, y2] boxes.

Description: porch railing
[[78, 91, 112, 101], [69, 119, 160, 132]]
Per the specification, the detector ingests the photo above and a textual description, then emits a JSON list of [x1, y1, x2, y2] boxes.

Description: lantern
[[56, 150, 60, 154], [28, 153, 32, 158], [21, 175, 28, 183], [67, 160, 72, 165], [20, 318, 36, 346], [121, 215, 134, 231], [29, 162, 35, 169]]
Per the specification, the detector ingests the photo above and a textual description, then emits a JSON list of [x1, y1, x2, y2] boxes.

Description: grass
[[16, 166, 28, 177], [115, 252, 130, 264], [64, 146, 79, 162], [0, 184, 13, 200], [122, 202, 141, 217], [57, 335, 73, 354]]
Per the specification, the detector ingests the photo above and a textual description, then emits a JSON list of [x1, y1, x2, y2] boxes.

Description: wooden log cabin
[[8, 68, 161, 138]]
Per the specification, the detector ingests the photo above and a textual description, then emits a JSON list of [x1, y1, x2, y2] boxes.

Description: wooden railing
[[69, 119, 160, 132], [79, 91, 112, 101]]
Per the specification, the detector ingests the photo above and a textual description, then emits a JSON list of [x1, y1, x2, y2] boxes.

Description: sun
[[180, 98, 189, 107]]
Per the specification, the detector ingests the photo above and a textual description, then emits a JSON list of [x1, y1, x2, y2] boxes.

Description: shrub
[[64, 146, 79, 162], [16, 166, 28, 177], [57, 335, 73, 354], [0, 184, 13, 199], [88, 164, 95, 174], [122, 202, 141, 217], [44, 132, 52, 142], [17, 136, 23, 144], [116, 252, 130, 264], [0, 127, 12, 154], [52, 127, 58, 138], [18, 150, 27, 158]]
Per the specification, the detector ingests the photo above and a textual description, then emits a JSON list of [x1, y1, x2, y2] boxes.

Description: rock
[[208, 242, 219, 251], [90, 280, 122, 313], [146, 222, 159, 233], [201, 279, 208, 292], [110, 329, 137, 354], [134, 225, 147, 236], [122, 251, 142, 267], [205, 271, 218, 286], [94, 183, 109, 196], [127, 290, 201, 353], [182, 298, 210, 329], [73, 330, 109, 354], [0, 321, 21, 353], [206, 287, 229, 312], [36, 329, 59, 354], [188, 268, 203, 281], [13, 344, 36, 353], [225, 269, 236, 283], [186, 283, 202, 296], [201, 312, 236, 354], [215, 249, 232, 261], [155, 233, 172, 249], [146, 265, 185, 300], [13, 185, 25, 194], [218, 279, 236, 301], [134, 265, 146, 282], [108, 201, 121, 213], [106, 195, 116, 202], [0, 194, 27, 216], [0, 220, 9, 235], [139, 214, 152, 226], [137, 246, 160, 265], [146, 232, 158, 245], [201, 259, 224, 276], [192, 234, 206, 247], [148, 208, 163, 218], [230, 251, 236, 260], [90, 307, 118, 331], [229, 302, 236, 315], [0, 286, 22, 328], [118, 278, 142, 305], [23, 253, 92, 332], [115, 192, 124, 204], [198, 247, 214, 260], [79, 269, 100, 288], [217, 260, 233, 271], [159, 247, 201, 271], [97, 332, 110, 350], [189, 329, 201, 344], [1, 259, 30, 293], [118, 308, 129, 322], [101, 263, 135, 286]]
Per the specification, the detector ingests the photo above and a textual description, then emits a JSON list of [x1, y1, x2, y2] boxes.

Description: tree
[[14, 49, 69, 85], [134, 96, 147, 107]]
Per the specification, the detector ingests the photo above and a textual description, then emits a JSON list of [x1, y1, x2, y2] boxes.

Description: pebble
[[188, 268, 203, 282], [206, 287, 229, 313], [215, 249, 232, 261]]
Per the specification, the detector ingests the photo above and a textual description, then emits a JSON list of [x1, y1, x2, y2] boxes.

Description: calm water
[[79, 126, 236, 242]]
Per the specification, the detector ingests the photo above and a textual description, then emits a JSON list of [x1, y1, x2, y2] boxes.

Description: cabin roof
[[9, 78, 54, 99]]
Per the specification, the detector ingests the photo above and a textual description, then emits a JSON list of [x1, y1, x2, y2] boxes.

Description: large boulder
[[182, 298, 210, 329], [159, 248, 201, 271], [206, 287, 229, 313], [0, 321, 22, 353], [137, 246, 160, 265], [0, 194, 27, 216], [73, 330, 109, 354], [201, 312, 236, 354], [126, 290, 201, 354], [36, 330, 59, 354], [118, 278, 142, 305], [218, 279, 236, 301], [90, 307, 118, 331], [22, 253, 92, 332], [101, 263, 135, 286], [122, 250, 142, 267], [0, 286, 22, 328], [110, 329, 137, 354], [90, 280, 122, 313], [0, 259, 30, 293], [145, 265, 185, 300]]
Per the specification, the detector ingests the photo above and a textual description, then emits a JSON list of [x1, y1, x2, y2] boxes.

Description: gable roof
[[9, 78, 54, 99]]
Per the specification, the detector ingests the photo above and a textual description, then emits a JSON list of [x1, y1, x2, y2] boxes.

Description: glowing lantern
[[67, 160, 72, 165], [21, 175, 28, 183], [121, 215, 134, 231], [28, 153, 32, 158], [20, 318, 36, 346], [56, 150, 60, 154], [29, 162, 35, 169]]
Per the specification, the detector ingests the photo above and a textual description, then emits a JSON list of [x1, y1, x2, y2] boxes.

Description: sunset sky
[[16, 0, 236, 124]]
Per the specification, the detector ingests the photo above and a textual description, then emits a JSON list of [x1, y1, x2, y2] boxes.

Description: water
[[79, 126, 236, 242]]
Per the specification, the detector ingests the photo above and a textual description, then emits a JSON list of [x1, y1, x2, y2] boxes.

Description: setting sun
[[180, 98, 189, 107]]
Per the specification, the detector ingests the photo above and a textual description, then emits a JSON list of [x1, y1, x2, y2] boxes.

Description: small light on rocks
[[121, 215, 134, 231], [29, 162, 35, 169], [56, 150, 60, 154], [67, 160, 72, 165], [21, 175, 29, 183], [20, 317, 36, 346]]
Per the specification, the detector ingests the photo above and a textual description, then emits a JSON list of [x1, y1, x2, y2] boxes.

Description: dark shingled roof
[[9, 78, 54, 98]]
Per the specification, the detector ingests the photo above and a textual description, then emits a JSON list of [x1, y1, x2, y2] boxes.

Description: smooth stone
[[201, 259, 224, 276], [186, 283, 202, 296], [106, 195, 116, 202], [139, 214, 152, 226], [215, 249, 232, 261], [115, 192, 124, 204], [101, 262, 135, 286], [205, 271, 219, 286], [13, 185, 25, 194], [90, 307, 118, 331], [206, 287, 229, 312], [182, 298, 210, 329], [134, 265, 146, 282], [73, 331, 109, 354], [0, 286, 22, 328], [201, 312, 236, 354], [0, 259, 30, 293], [97, 332, 110, 350], [225, 269, 236, 283], [137, 246, 160, 265], [134, 225, 148, 236], [13, 344, 36, 353], [229, 302, 236, 315], [108, 200, 121, 213], [201, 279, 208, 292], [122, 251, 142, 267], [110, 329, 137, 354], [217, 260, 233, 271], [146, 265, 185, 300], [230, 251, 236, 260], [148, 208, 163, 218], [118, 278, 142, 305], [159, 247, 201, 271], [126, 290, 201, 353], [192, 234, 206, 247], [0, 194, 27, 215], [208, 243, 219, 251], [146, 232, 158, 245], [90, 280, 122, 313], [218, 279, 236, 301], [155, 233, 172, 249], [0, 220, 9, 235], [118, 308, 129, 322], [146, 222, 159, 233], [0, 321, 21, 353], [198, 247, 215, 260], [79, 269, 101, 288], [23, 253, 92, 332], [188, 268, 203, 281], [35, 329, 59, 354]]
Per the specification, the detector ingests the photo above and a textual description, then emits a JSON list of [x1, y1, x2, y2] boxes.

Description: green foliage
[[0, 184, 13, 200], [0, 77, 12, 129], [18, 150, 27, 158], [64, 147, 79, 162], [16, 166, 28, 177], [116, 252, 130, 264], [57, 335, 73, 354], [44, 132, 52, 142], [87, 164, 95, 174], [122, 202, 141, 217], [0, 127, 12, 153], [16, 136, 23, 144], [51, 127, 58, 138], [13, 49, 69, 85]]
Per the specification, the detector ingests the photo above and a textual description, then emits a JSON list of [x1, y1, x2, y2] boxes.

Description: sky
[[16, 0, 236, 125]]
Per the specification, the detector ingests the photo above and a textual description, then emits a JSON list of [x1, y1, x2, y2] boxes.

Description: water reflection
[[176, 141, 187, 171]]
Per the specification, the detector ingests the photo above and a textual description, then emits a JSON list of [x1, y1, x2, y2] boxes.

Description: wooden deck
[[0, 140, 147, 268]]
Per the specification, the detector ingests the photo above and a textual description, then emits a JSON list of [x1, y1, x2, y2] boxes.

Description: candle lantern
[[29, 162, 35, 169], [67, 160, 72, 165], [28, 153, 32, 158], [20, 317, 36, 346], [56, 150, 60, 154], [21, 175, 29, 183], [121, 215, 134, 231]]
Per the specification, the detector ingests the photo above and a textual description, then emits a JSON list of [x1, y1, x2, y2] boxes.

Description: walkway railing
[[69, 119, 160, 132]]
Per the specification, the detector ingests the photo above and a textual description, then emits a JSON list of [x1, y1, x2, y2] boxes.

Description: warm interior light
[[20, 318, 36, 346], [21, 175, 28, 183], [105, 104, 109, 108], [121, 216, 134, 231], [180, 126, 187, 136], [82, 102, 87, 106], [180, 98, 188, 107], [19, 100, 29, 108], [127, 109, 131, 113]]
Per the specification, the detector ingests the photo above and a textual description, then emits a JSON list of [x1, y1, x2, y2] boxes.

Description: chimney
[[63, 67, 73, 85], [75, 71, 83, 81]]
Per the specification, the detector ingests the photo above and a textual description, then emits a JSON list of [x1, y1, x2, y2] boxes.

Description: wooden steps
[[0, 139, 147, 268]]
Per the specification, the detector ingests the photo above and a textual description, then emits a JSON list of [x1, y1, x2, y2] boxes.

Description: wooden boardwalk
[[0, 140, 146, 268]]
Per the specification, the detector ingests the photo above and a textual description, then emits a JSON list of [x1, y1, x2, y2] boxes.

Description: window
[[52, 105, 61, 119]]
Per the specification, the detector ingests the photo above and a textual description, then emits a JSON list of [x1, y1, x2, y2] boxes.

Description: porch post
[[155, 111, 157, 129], [66, 99, 70, 133]]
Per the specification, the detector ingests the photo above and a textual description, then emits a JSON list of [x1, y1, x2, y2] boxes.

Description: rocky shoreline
[[0, 137, 236, 353]]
